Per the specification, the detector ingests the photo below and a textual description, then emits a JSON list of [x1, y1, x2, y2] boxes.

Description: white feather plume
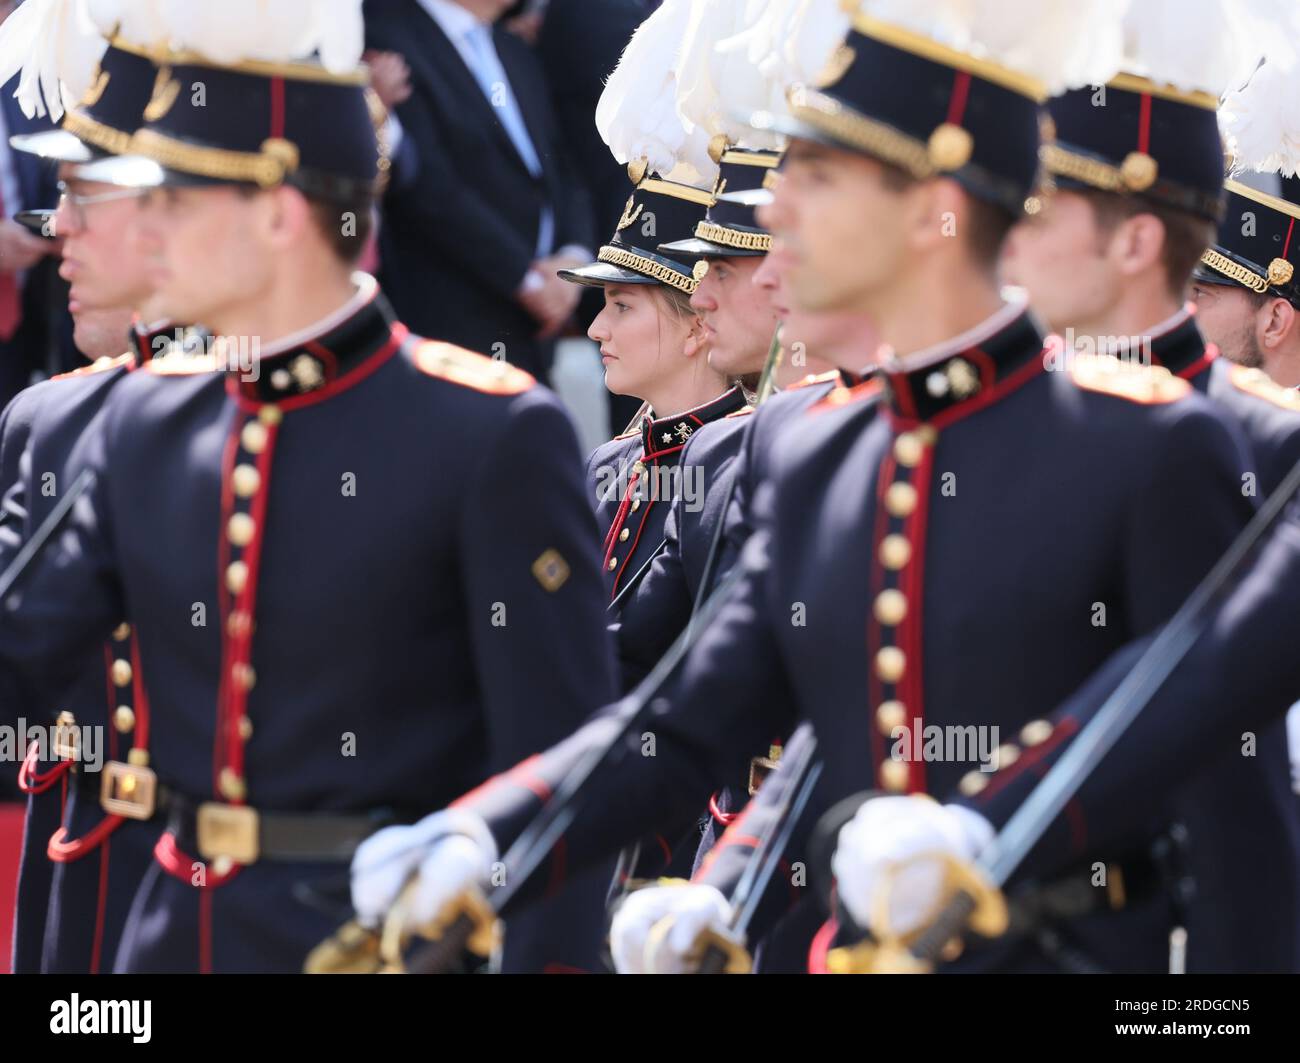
[[0, 0, 107, 120], [154, 0, 364, 71], [1120, 0, 1274, 96], [675, 0, 771, 153], [1220, 1, 1300, 179], [848, 0, 1130, 96], [596, 0, 708, 181]]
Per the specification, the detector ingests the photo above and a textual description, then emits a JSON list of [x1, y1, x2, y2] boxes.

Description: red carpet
[[0, 802, 24, 974]]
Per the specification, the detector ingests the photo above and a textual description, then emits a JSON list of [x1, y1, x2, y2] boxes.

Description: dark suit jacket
[[365, 0, 594, 378], [0, 80, 77, 407]]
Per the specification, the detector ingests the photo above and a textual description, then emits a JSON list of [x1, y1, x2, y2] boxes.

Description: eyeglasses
[[55, 181, 150, 231]]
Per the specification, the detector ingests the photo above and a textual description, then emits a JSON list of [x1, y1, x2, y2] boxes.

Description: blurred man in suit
[[0, 0, 75, 408], [364, 0, 595, 380]]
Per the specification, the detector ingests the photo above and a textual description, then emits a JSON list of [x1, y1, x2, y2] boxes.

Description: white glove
[[831, 796, 994, 938], [350, 809, 498, 931], [610, 883, 732, 974]]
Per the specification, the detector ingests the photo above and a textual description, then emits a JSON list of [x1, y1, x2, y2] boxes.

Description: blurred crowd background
[[0, 0, 660, 448]]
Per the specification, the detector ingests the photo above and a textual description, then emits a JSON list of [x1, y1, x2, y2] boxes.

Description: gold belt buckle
[[196, 802, 260, 865], [747, 742, 784, 796], [100, 760, 158, 820]]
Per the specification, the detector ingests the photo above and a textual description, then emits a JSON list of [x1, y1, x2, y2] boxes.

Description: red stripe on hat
[[1283, 217, 1295, 260], [270, 76, 285, 140], [946, 71, 971, 127], [1137, 93, 1151, 155]]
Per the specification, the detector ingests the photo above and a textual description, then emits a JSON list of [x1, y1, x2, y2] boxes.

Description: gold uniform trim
[[637, 177, 716, 207], [1224, 179, 1300, 222], [850, 13, 1047, 102], [130, 129, 300, 188], [1040, 143, 1159, 194], [788, 86, 935, 179], [1108, 73, 1219, 112], [110, 36, 369, 85], [597, 245, 697, 294], [719, 149, 782, 169], [1200, 248, 1271, 294], [695, 221, 772, 252], [62, 109, 132, 156]]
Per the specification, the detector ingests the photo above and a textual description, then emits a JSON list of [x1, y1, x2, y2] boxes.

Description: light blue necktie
[[464, 23, 554, 256]]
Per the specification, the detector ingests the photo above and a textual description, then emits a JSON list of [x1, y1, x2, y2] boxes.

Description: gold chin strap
[[826, 850, 1008, 974]]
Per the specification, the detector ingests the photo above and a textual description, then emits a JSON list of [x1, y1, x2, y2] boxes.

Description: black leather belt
[[68, 765, 394, 864]]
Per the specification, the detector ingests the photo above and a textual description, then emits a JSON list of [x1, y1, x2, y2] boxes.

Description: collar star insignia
[[289, 354, 325, 391], [662, 432, 673, 444]]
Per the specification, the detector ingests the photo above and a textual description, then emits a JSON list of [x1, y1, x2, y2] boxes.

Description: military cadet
[[0, 10, 194, 973], [0, 3, 617, 973], [565, 164, 747, 611], [997, 54, 1300, 971], [351, 0, 1262, 976], [1191, 181, 1300, 387]]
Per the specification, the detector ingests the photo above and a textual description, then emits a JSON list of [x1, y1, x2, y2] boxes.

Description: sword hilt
[[383, 884, 500, 974], [691, 926, 752, 975]]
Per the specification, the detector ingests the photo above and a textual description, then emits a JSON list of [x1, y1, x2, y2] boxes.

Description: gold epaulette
[[786, 369, 842, 391], [1227, 364, 1300, 412], [145, 353, 220, 375], [1068, 356, 1190, 405], [810, 376, 883, 414], [50, 353, 134, 381], [414, 341, 535, 396], [724, 405, 756, 419]]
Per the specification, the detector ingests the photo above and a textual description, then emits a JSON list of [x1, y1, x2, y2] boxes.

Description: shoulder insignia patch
[[414, 340, 535, 395], [50, 353, 134, 381], [786, 369, 842, 391], [810, 376, 883, 414], [1227, 364, 1300, 412], [145, 353, 220, 375], [1068, 355, 1190, 405], [724, 405, 756, 419]]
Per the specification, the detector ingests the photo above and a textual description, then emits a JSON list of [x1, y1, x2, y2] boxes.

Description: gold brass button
[[893, 432, 924, 468], [618, 528, 630, 542], [630, 498, 641, 512], [875, 646, 906, 684], [240, 421, 268, 454], [232, 663, 256, 692], [607, 558, 617, 571], [876, 699, 907, 735], [959, 769, 989, 796], [258, 404, 283, 427], [228, 512, 256, 547], [212, 855, 235, 877], [238, 716, 254, 741], [226, 560, 249, 595], [218, 767, 246, 802], [227, 611, 254, 638], [873, 589, 907, 627], [880, 759, 910, 792], [878, 534, 912, 570], [231, 464, 261, 498], [884, 481, 918, 518], [1020, 719, 1053, 747], [110, 658, 133, 688], [113, 706, 135, 733], [632, 461, 646, 476], [995, 743, 1020, 769], [112, 622, 131, 642], [917, 425, 939, 447]]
